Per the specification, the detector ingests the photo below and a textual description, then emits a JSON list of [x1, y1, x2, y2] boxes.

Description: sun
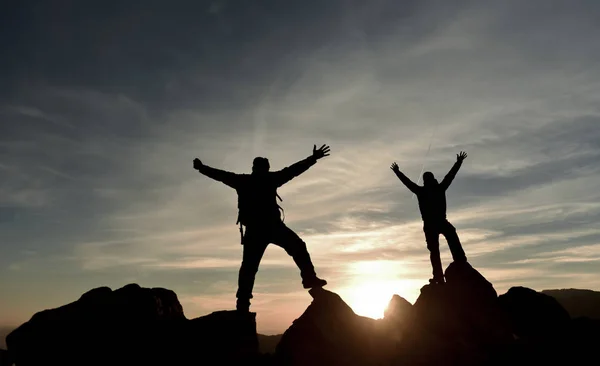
[[342, 281, 408, 319], [336, 260, 421, 319]]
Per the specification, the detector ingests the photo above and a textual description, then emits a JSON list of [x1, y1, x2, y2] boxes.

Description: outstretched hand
[[312, 144, 331, 160], [193, 158, 203, 170], [457, 151, 468, 162], [390, 162, 400, 173]]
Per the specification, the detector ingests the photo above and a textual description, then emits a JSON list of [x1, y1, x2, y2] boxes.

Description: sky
[[1, 0, 600, 335]]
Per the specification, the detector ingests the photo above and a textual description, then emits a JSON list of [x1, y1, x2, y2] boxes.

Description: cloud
[[2, 0, 600, 332]]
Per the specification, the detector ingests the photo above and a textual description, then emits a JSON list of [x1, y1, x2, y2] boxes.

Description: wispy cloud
[[2, 0, 600, 332]]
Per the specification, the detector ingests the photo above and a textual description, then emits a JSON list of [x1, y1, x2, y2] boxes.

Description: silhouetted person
[[193, 144, 331, 311], [391, 151, 468, 284]]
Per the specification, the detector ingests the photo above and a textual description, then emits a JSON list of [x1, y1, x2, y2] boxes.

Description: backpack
[[236, 190, 285, 245]]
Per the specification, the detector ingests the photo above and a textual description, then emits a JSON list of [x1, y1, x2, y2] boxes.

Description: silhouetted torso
[[235, 173, 283, 227], [393, 159, 463, 224], [196, 156, 317, 228], [416, 184, 448, 223]]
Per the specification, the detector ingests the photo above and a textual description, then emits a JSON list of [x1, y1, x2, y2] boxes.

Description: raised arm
[[193, 158, 240, 189], [273, 144, 331, 187], [391, 162, 420, 194], [440, 151, 467, 190]]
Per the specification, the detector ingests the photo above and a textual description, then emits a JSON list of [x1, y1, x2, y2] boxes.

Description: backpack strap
[[239, 222, 244, 245], [236, 213, 244, 245], [276, 191, 285, 222]]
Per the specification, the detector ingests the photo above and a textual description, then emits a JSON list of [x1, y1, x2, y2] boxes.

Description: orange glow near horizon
[[341, 279, 421, 319], [343, 282, 396, 319], [338, 260, 422, 319]]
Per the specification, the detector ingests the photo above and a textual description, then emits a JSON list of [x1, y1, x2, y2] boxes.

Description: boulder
[[7, 283, 258, 366], [498, 286, 570, 341], [394, 261, 512, 366], [384, 294, 413, 325], [565, 317, 600, 365], [0, 348, 13, 366], [380, 294, 413, 347], [275, 288, 394, 366], [496, 287, 574, 366], [258, 334, 283, 354]]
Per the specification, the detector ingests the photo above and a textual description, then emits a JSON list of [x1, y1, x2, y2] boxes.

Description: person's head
[[252, 157, 270, 174], [423, 171, 438, 186]]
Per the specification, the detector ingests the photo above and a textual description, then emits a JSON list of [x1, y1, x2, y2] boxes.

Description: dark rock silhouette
[[0, 348, 12, 366], [384, 294, 413, 325], [6, 283, 259, 366], [496, 286, 594, 366], [258, 334, 283, 354], [274, 261, 600, 366], [498, 286, 570, 341], [542, 288, 600, 320], [6, 267, 600, 366], [275, 287, 395, 366], [393, 261, 512, 366], [275, 262, 511, 366], [566, 316, 600, 365]]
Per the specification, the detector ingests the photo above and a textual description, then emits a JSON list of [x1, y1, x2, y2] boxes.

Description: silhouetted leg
[[440, 220, 467, 262], [236, 228, 268, 310], [424, 225, 444, 283], [272, 223, 325, 288]]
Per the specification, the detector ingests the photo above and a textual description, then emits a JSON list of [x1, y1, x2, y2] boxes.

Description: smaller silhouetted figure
[[193, 145, 330, 311], [391, 151, 468, 284]]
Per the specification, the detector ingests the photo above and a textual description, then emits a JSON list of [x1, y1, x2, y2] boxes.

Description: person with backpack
[[390, 151, 468, 285], [193, 144, 330, 311]]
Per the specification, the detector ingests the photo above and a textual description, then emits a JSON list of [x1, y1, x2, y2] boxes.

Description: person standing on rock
[[193, 145, 330, 311], [390, 151, 468, 284]]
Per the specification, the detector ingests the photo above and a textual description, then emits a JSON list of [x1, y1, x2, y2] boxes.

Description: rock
[[6, 284, 258, 366], [498, 286, 571, 341], [445, 261, 498, 300], [496, 287, 577, 366], [7, 275, 600, 366], [381, 294, 412, 346], [0, 348, 13, 366], [275, 287, 394, 366], [258, 334, 282, 354], [185, 310, 259, 360], [565, 317, 600, 365], [384, 294, 413, 324], [394, 261, 512, 366]]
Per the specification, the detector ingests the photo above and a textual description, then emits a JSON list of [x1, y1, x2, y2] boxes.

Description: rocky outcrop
[[393, 262, 512, 366], [498, 286, 571, 341], [496, 286, 577, 366], [275, 288, 395, 366], [272, 261, 600, 366], [384, 294, 413, 325], [274, 262, 515, 366], [258, 334, 283, 354], [6, 268, 600, 366], [6, 283, 258, 366], [0, 348, 13, 366]]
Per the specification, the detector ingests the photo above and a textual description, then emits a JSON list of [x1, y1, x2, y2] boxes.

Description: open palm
[[313, 144, 331, 160]]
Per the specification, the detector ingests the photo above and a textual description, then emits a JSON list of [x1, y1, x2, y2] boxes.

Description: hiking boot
[[302, 277, 327, 289], [236, 298, 250, 312]]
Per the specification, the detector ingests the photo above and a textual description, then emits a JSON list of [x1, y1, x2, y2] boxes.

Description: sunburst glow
[[338, 260, 421, 319], [343, 282, 399, 319]]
